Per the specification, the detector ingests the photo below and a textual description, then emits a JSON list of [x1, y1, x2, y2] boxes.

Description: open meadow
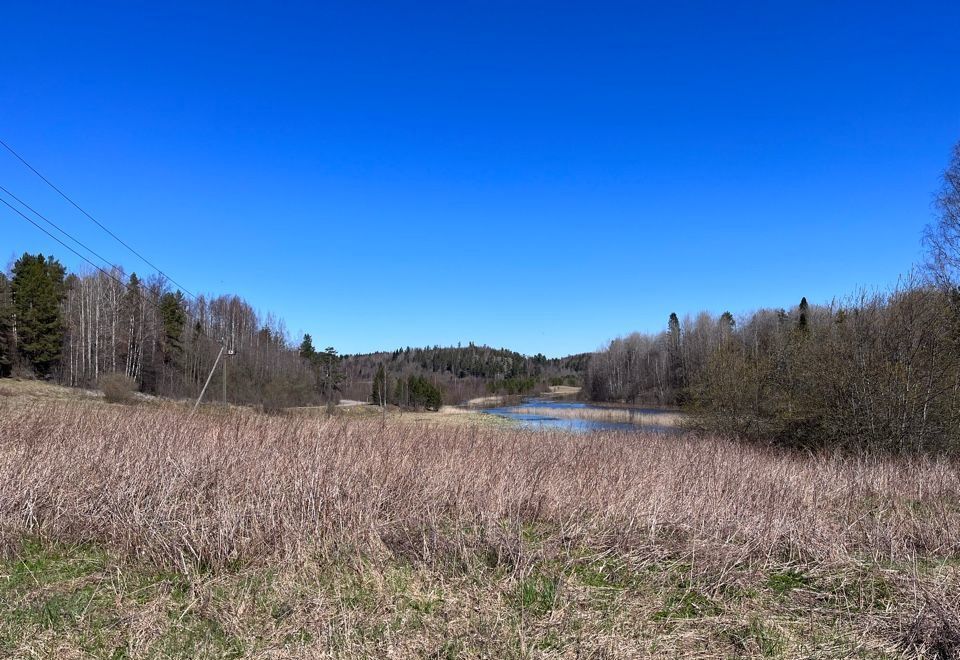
[[1, 390, 959, 658]]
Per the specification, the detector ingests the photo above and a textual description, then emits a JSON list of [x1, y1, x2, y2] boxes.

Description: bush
[[260, 378, 290, 415], [258, 375, 314, 415], [99, 373, 139, 404]]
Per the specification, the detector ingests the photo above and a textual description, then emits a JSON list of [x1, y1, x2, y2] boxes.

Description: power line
[[0, 193, 216, 343], [0, 183, 119, 275], [0, 138, 197, 300]]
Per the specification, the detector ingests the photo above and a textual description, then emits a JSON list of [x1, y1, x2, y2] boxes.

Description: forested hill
[[338, 344, 586, 403]]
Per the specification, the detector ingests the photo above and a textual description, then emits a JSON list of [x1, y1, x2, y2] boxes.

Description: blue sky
[[2, 2, 959, 357]]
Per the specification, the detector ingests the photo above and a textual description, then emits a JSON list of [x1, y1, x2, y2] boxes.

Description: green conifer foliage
[[11, 253, 65, 377], [158, 292, 186, 365], [0, 274, 14, 377]]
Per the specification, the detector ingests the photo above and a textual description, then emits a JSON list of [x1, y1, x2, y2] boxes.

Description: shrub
[[259, 375, 314, 415], [98, 373, 139, 404]]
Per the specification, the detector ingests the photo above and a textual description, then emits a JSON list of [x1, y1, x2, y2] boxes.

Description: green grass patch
[[570, 557, 634, 590], [513, 572, 559, 616], [652, 587, 722, 620], [766, 568, 810, 594], [724, 616, 785, 657]]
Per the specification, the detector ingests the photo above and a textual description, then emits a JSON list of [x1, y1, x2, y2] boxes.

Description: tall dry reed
[[511, 405, 685, 426], [1, 400, 957, 574]]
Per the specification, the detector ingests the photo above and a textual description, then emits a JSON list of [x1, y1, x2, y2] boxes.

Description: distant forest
[[0, 260, 585, 410], [339, 345, 585, 405]]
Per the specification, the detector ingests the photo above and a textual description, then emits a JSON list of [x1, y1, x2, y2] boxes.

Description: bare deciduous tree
[[924, 141, 960, 290]]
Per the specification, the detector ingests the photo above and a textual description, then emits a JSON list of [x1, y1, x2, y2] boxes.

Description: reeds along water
[[510, 405, 685, 426], [0, 399, 955, 573]]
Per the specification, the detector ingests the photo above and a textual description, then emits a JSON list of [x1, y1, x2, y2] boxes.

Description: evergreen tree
[[668, 312, 681, 338], [717, 311, 735, 344], [158, 292, 186, 366], [121, 273, 143, 378], [406, 374, 443, 410], [798, 296, 809, 331], [0, 274, 14, 377], [299, 333, 317, 361], [11, 253, 65, 377], [667, 312, 686, 397], [318, 346, 343, 401]]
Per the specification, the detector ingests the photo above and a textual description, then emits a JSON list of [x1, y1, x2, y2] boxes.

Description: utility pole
[[223, 344, 236, 407], [192, 345, 225, 414]]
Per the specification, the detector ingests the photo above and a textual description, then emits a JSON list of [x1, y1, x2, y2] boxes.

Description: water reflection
[[482, 398, 676, 433]]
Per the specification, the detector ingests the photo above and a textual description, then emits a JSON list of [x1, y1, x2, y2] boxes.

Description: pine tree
[[798, 297, 809, 331], [318, 346, 343, 402], [299, 333, 317, 361], [11, 253, 66, 377]]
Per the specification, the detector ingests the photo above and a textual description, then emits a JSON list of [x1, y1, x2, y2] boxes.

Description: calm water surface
[[482, 398, 674, 433]]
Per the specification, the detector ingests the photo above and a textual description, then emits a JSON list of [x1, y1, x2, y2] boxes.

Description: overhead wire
[[0, 138, 198, 300], [0, 191, 218, 344]]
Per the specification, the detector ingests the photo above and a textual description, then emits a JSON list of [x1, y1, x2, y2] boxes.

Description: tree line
[[587, 140, 960, 452], [0, 259, 337, 411], [0, 261, 583, 410]]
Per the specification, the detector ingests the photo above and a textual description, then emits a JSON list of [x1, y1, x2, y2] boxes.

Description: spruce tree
[[0, 274, 14, 377], [11, 253, 65, 377], [798, 297, 809, 331], [158, 292, 186, 366], [405, 375, 443, 410], [667, 312, 686, 398]]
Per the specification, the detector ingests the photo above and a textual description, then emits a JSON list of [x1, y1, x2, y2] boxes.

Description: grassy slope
[[5, 537, 938, 659], [1, 381, 958, 658]]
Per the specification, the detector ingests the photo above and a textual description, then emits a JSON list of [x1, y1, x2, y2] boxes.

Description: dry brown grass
[[0, 377, 101, 402], [98, 372, 140, 404], [512, 405, 686, 427], [1, 397, 959, 657]]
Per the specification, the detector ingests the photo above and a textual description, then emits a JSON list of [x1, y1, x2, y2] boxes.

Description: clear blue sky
[[2, 2, 959, 357]]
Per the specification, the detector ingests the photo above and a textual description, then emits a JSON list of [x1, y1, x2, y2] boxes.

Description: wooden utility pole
[[192, 345, 225, 414]]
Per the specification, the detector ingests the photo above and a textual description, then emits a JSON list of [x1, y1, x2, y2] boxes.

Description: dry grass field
[[1, 391, 960, 658]]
